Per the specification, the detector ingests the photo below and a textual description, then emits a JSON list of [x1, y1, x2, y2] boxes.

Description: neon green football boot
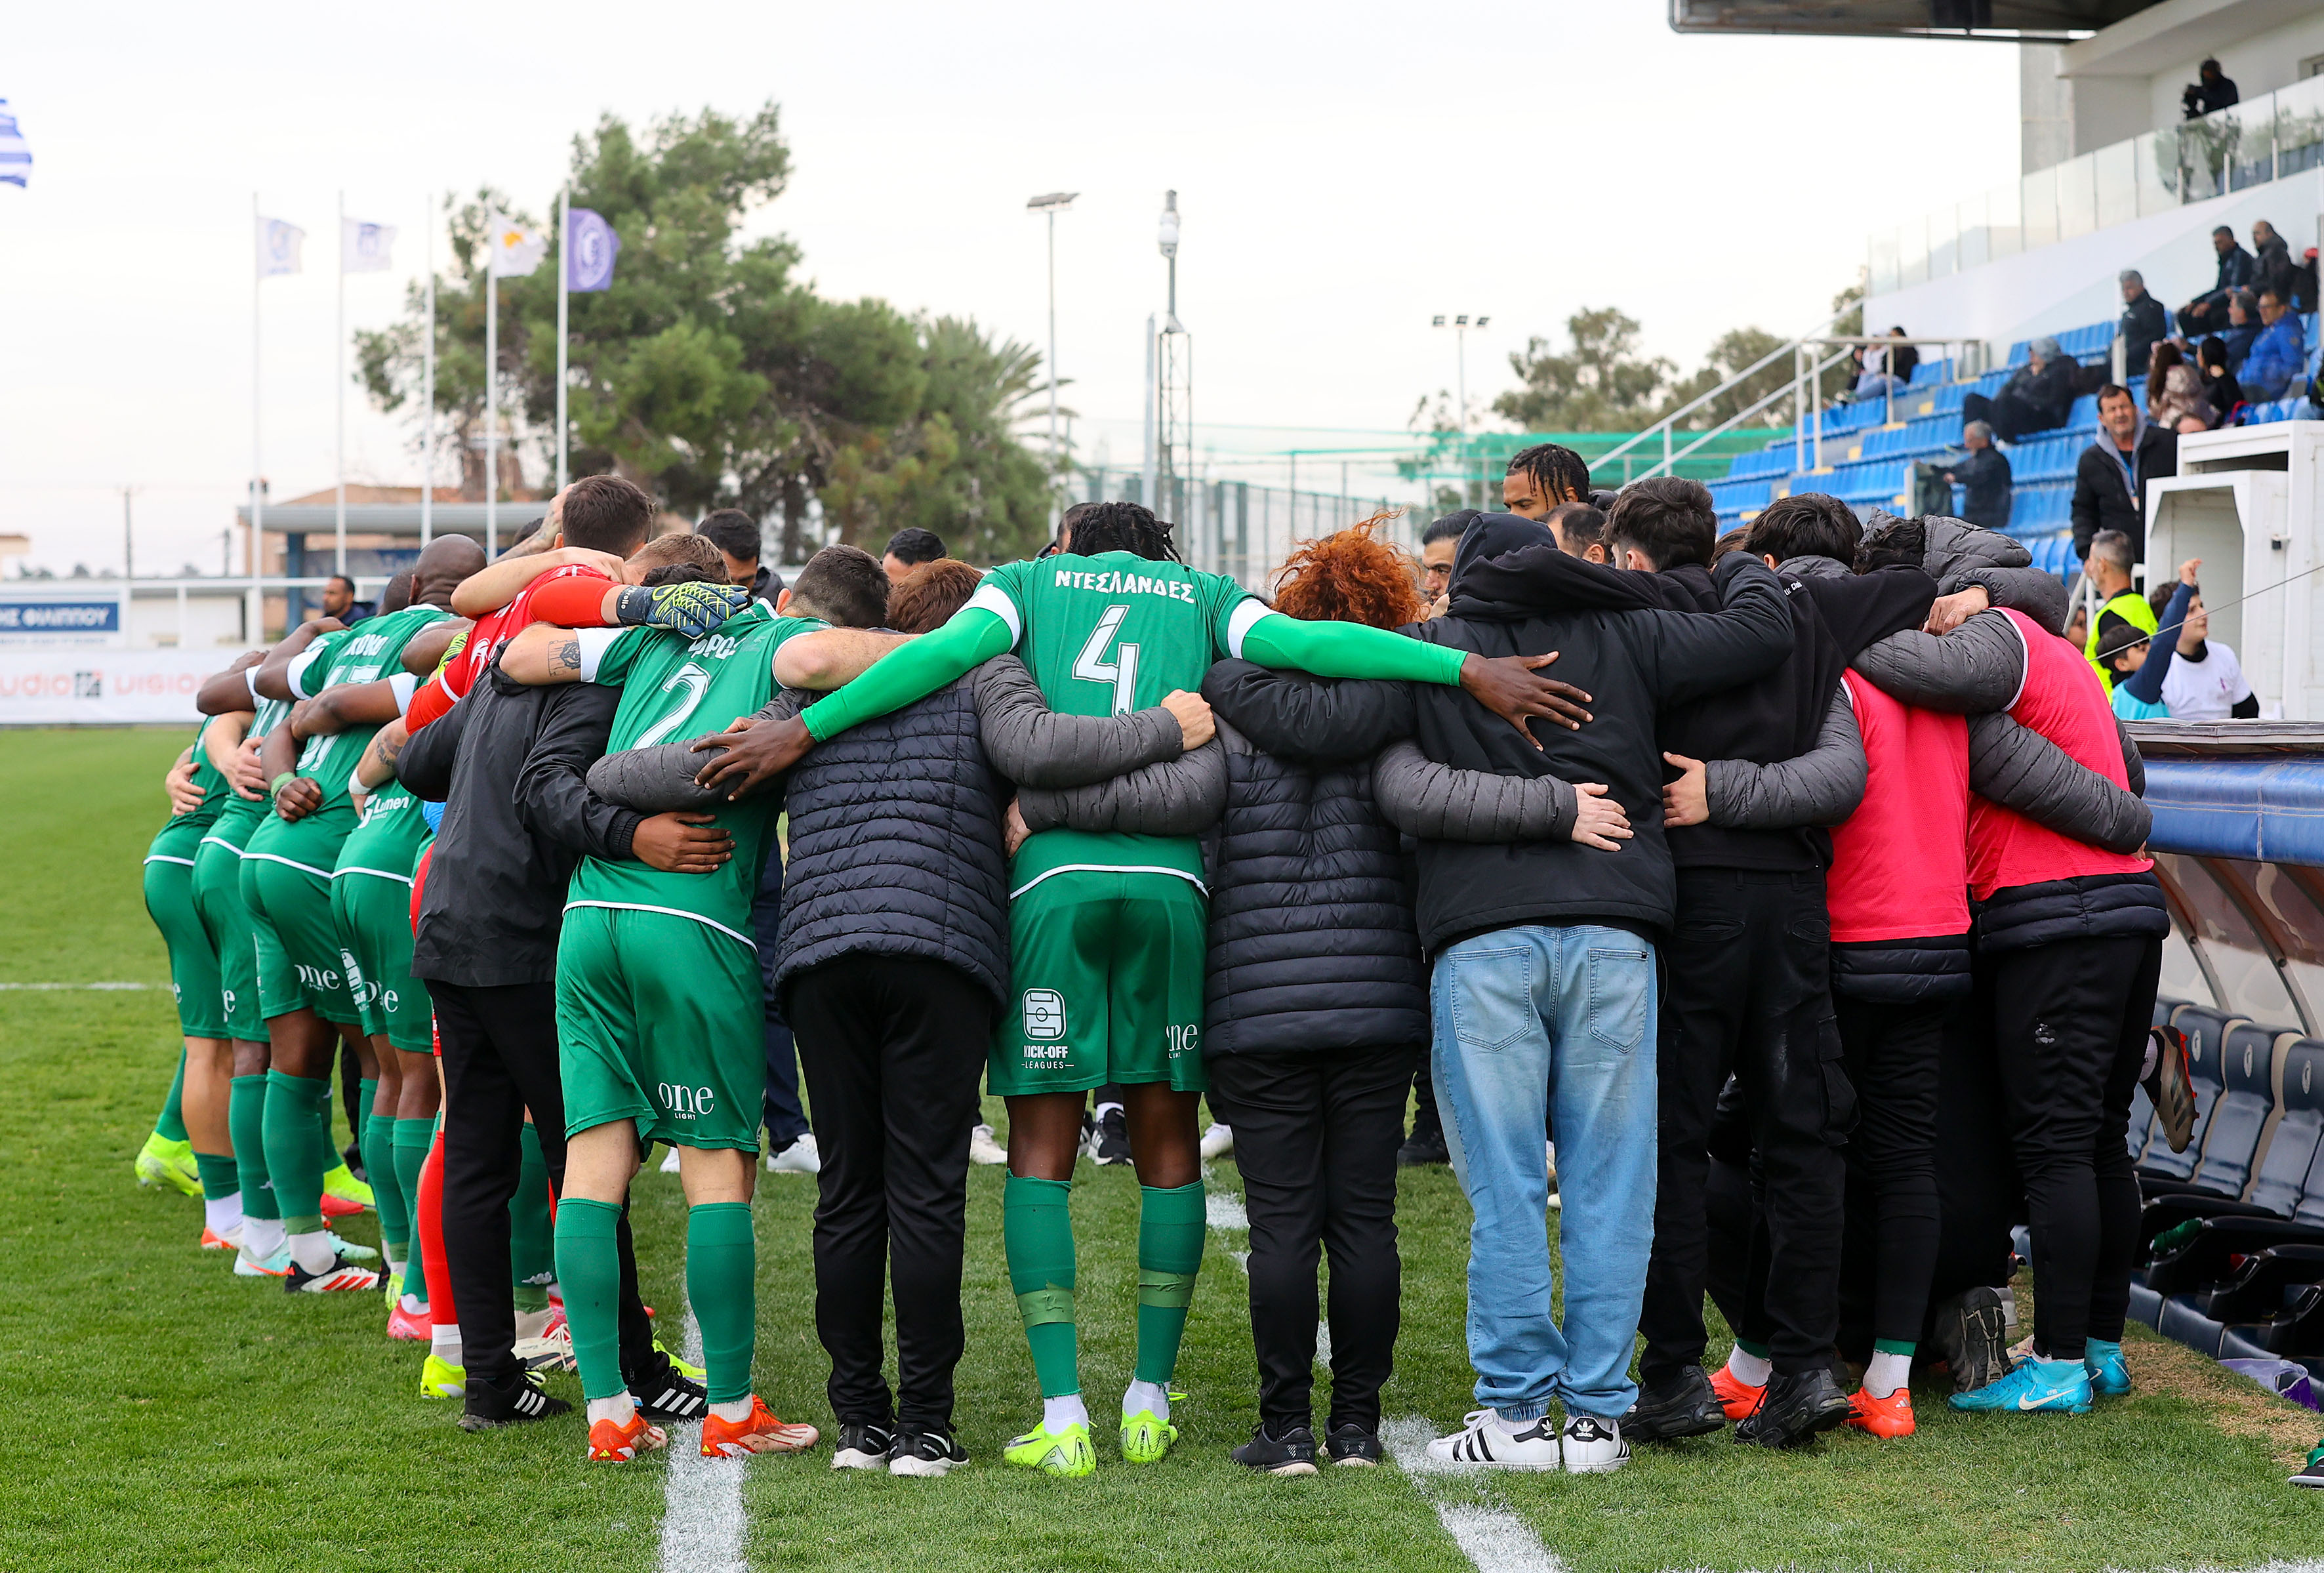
[[654, 1336, 706, 1381], [136, 1133, 201, 1196], [1120, 1408, 1179, 1463], [418, 1354, 466, 1400], [322, 1163, 375, 1210], [1004, 1419, 1096, 1478]]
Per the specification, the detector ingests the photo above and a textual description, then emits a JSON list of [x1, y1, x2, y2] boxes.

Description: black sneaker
[[1324, 1421, 1382, 1467], [1232, 1421, 1318, 1476], [1625, 1365, 1728, 1442], [2293, 1442, 2324, 1489], [626, 1355, 708, 1422], [458, 1370, 571, 1431], [890, 1426, 969, 1477], [832, 1420, 899, 1471], [1930, 1286, 2011, 1395], [1092, 1107, 1131, 1166], [1398, 1127, 1449, 1166], [1732, 1368, 1850, 1448]]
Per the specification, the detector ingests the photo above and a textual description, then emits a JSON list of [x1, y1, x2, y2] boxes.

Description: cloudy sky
[[0, 1, 2018, 573]]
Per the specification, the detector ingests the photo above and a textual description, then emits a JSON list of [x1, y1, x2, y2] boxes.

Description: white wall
[[1864, 167, 2323, 358], [2136, 14, 2324, 134]]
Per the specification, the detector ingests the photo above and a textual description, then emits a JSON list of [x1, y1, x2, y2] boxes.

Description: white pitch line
[[657, 1298, 748, 1573], [0, 981, 157, 990]]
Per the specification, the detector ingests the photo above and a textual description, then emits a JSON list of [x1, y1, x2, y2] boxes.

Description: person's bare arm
[[254, 617, 347, 702], [498, 623, 591, 686], [261, 725, 319, 821], [196, 650, 269, 716], [450, 545, 623, 618], [356, 718, 409, 792], [401, 620, 470, 676], [772, 628, 914, 691], [201, 712, 254, 790], [163, 747, 202, 815], [289, 680, 404, 739]]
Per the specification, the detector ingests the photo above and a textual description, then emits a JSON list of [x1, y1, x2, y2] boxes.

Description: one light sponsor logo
[[1167, 1023, 1199, 1059], [1022, 988, 1065, 1041], [295, 962, 342, 993], [658, 1082, 716, 1120]]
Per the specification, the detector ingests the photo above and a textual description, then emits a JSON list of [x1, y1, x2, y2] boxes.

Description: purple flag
[[566, 207, 620, 293]]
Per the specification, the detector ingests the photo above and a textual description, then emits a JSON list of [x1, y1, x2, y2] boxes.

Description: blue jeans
[[1431, 924, 1658, 1423]]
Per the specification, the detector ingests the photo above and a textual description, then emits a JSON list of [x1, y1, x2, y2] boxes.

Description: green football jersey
[[211, 628, 354, 838], [335, 779, 430, 886], [564, 603, 827, 948], [966, 550, 1261, 894], [248, 609, 446, 870], [162, 716, 235, 834]]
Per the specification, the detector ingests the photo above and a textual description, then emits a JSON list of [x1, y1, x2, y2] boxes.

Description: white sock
[[1123, 1379, 1172, 1423], [431, 1322, 463, 1365], [514, 1306, 552, 1342], [241, 1216, 287, 1259], [1863, 1349, 1913, 1400], [287, 1228, 338, 1275], [587, 1394, 636, 1427], [384, 1256, 406, 1279], [401, 1292, 429, 1315], [203, 1191, 243, 1236], [709, 1398, 755, 1423], [1726, 1346, 1773, 1387], [1092, 1102, 1123, 1124], [1044, 1393, 1090, 1432]]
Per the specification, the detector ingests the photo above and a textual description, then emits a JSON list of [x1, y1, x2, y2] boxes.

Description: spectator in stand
[[2159, 576, 2259, 720], [1543, 501, 1612, 564], [1850, 329, 1917, 401], [320, 574, 376, 626], [2197, 336, 2245, 422], [880, 527, 946, 586], [2178, 227, 2257, 338], [2253, 221, 2296, 304], [2239, 289, 2307, 402], [2220, 291, 2262, 369], [2296, 247, 2320, 316], [2145, 343, 2214, 432], [2117, 272, 2169, 377], [2102, 562, 2199, 720], [2182, 59, 2238, 119], [2071, 387, 2176, 573], [1942, 422, 2012, 530], [1963, 337, 2078, 441]]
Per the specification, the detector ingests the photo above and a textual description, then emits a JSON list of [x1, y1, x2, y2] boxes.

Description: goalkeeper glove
[[613, 581, 750, 639]]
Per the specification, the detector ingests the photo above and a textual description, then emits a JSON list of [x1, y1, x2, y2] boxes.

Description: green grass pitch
[[0, 725, 2317, 1572]]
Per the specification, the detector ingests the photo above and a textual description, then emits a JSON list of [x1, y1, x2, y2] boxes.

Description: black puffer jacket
[[1974, 872, 2170, 953], [1198, 660, 1426, 1056], [773, 675, 1010, 1011]]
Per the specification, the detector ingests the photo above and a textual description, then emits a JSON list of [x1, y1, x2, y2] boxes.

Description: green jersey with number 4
[[966, 551, 1261, 895], [564, 602, 827, 947]]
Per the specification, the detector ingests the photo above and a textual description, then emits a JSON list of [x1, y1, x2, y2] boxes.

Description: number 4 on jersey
[[1072, 604, 1140, 716]]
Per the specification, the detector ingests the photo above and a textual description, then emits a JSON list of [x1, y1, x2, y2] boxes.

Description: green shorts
[[331, 864, 432, 1053], [989, 868, 1209, 1097], [144, 828, 226, 1040], [241, 845, 361, 1027], [194, 821, 262, 1042], [555, 905, 763, 1151]]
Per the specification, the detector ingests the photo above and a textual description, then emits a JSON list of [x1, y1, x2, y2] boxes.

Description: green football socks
[[1005, 1174, 1080, 1397], [688, 1202, 756, 1404], [391, 1118, 434, 1302], [510, 1123, 555, 1314], [228, 1073, 277, 1221], [363, 1095, 406, 1257], [262, 1069, 331, 1235], [554, 1198, 626, 1402], [1135, 1182, 1205, 1385], [193, 1151, 239, 1205], [155, 1047, 189, 1143]]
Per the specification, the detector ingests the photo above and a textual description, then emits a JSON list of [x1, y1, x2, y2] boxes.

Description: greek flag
[[0, 100, 29, 189], [565, 207, 620, 293], [256, 216, 305, 277]]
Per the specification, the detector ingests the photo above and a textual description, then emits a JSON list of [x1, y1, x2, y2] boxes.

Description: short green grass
[[1, 726, 2318, 1572]]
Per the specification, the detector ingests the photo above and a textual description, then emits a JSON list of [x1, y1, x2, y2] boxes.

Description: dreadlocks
[[1505, 443, 1591, 508], [1064, 500, 1183, 563]]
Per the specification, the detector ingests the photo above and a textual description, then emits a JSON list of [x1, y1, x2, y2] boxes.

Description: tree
[[1655, 327, 1791, 430], [1492, 308, 1674, 432], [357, 102, 1052, 562]]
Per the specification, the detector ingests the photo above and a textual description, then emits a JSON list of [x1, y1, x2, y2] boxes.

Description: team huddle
[[132, 454, 2184, 1479]]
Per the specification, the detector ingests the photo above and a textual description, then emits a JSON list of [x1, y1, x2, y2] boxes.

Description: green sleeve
[[590, 625, 651, 687], [1239, 611, 1467, 685], [800, 607, 1015, 742]]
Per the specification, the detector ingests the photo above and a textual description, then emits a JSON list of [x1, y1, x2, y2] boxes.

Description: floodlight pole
[[1026, 192, 1078, 518]]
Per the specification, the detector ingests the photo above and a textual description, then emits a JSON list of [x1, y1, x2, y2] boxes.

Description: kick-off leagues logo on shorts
[[1022, 988, 1066, 1042]]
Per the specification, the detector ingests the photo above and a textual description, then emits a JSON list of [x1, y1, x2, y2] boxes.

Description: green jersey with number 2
[[966, 551, 1261, 895], [563, 602, 828, 946]]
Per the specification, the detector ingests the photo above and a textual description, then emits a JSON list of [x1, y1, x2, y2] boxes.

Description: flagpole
[[557, 184, 569, 495], [251, 192, 264, 636], [334, 188, 347, 576], [421, 192, 435, 548], [485, 229, 498, 558]]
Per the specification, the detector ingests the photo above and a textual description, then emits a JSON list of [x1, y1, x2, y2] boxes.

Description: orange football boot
[[1847, 1387, 1915, 1438], [700, 1396, 819, 1458], [585, 1410, 668, 1462], [199, 1226, 239, 1251], [1708, 1365, 1766, 1421], [320, 1192, 365, 1219]]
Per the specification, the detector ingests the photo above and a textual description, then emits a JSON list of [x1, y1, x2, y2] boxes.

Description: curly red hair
[[1270, 512, 1424, 630]]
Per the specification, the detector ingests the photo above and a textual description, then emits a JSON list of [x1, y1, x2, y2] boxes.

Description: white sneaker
[[1560, 1414, 1627, 1474], [968, 1123, 1009, 1167], [767, 1133, 821, 1175], [658, 1145, 682, 1174], [1423, 1408, 1562, 1469], [1199, 1122, 1235, 1160], [516, 1318, 576, 1374]]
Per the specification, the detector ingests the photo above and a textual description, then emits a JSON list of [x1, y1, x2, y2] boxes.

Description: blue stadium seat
[[2066, 394, 2098, 430], [2184, 1024, 2288, 1198], [2140, 1006, 2241, 1185], [2246, 1035, 2324, 1221], [1709, 478, 1772, 514]]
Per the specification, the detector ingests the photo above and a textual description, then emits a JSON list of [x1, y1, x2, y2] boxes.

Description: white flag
[[342, 218, 397, 274], [256, 216, 306, 277], [488, 215, 547, 278], [0, 100, 30, 190]]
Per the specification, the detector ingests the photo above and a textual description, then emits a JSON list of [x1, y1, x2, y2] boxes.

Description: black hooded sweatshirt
[[1400, 513, 1795, 951]]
